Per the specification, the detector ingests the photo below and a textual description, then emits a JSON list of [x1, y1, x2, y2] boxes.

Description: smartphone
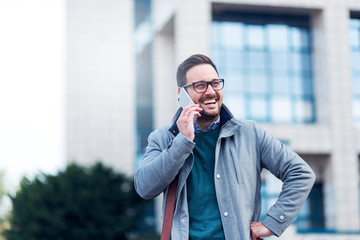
[[178, 87, 197, 122], [178, 87, 194, 108]]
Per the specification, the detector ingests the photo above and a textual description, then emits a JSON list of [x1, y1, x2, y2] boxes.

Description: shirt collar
[[168, 105, 234, 136], [194, 116, 221, 133]]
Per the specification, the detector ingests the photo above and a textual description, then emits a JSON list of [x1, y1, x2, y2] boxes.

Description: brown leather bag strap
[[161, 176, 179, 240]]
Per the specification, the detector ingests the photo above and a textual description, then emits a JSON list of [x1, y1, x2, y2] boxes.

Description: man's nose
[[205, 83, 216, 94]]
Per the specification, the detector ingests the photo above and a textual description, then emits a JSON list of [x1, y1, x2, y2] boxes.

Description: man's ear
[[177, 87, 181, 94]]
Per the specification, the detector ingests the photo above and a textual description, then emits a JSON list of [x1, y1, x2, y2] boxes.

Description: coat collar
[[168, 104, 237, 136]]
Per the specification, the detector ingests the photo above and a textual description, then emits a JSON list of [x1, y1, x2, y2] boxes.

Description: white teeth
[[204, 100, 216, 104]]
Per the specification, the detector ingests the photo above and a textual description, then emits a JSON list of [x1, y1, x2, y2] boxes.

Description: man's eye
[[195, 83, 206, 89]]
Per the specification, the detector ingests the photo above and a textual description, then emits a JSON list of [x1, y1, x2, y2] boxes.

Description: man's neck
[[196, 115, 220, 131]]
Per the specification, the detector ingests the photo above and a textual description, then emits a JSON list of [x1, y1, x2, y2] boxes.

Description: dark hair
[[176, 54, 218, 87]]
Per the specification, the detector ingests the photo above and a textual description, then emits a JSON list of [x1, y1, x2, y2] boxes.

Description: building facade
[[67, 0, 360, 238], [66, 0, 135, 175]]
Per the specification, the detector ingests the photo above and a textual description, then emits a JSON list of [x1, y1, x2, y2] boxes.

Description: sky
[[0, 0, 65, 213]]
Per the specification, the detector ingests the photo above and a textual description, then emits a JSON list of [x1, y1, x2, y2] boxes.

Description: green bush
[[3, 162, 152, 240]]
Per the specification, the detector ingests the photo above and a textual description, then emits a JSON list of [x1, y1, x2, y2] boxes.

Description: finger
[[182, 106, 202, 117], [181, 109, 192, 118], [181, 105, 196, 116], [184, 111, 197, 124], [182, 110, 194, 118], [189, 106, 202, 116], [251, 231, 256, 240]]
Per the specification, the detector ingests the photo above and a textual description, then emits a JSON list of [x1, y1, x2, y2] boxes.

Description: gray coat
[[134, 105, 315, 239]]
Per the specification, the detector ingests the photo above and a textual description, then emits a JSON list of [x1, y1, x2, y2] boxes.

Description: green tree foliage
[[3, 162, 150, 240], [0, 170, 8, 240]]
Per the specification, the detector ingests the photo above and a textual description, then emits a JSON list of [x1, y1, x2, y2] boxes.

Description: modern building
[[66, 0, 135, 175], [67, 0, 360, 239]]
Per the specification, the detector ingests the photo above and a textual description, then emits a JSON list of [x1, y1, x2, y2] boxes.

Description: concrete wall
[[66, 0, 135, 175]]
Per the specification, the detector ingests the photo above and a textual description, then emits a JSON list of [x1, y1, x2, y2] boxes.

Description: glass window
[[271, 70, 290, 94], [225, 95, 245, 118], [291, 52, 311, 71], [295, 98, 314, 122], [349, 23, 360, 48], [354, 72, 360, 94], [291, 27, 310, 50], [352, 99, 360, 119], [350, 18, 360, 29], [247, 25, 265, 50], [271, 96, 292, 122], [212, 49, 226, 69], [292, 71, 313, 96], [134, 1, 157, 233], [297, 183, 325, 232], [226, 69, 244, 92], [351, 51, 360, 71], [249, 95, 268, 121], [135, 0, 151, 28], [247, 51, 266, 69], [212, 11, 315, 123], [268, 24, 289, 51], [271, 53, 290, 70], [349, 16, 360, 128], [222, 22, 244, 50], [248, 69, 268, 94], [135, 45, 153, 155], [225, 51, 243, 68]]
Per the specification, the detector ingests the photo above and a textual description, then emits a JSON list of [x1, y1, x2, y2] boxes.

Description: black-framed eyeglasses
[[182, 79, 224, 93]]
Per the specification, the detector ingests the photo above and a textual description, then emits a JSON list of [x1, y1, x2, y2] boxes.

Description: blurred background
[[1, 0, 360, 239]]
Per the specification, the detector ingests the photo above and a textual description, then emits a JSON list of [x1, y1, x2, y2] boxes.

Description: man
[[134, 54, 315, 239]]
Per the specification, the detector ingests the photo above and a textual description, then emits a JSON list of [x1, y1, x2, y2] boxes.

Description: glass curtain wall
[[211, 8, 317, 232], [134, 0, 154, 164], [212, 11, 315, 124], [350, 14, 360, 232], [350, 15, 360, 128], [133, 0, 157, 235]]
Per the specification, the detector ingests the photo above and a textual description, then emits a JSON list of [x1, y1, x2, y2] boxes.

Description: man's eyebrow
[[196, 79, 217, 82]]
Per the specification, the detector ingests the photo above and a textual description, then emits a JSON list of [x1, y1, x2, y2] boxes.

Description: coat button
[[181, 219, 186, 223], [280, 215, 285, 220], [216, 174, 221, 179], [224, 212, 228, 217]]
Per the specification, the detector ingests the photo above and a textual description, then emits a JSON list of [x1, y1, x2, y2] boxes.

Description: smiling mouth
[[203, 99, 217, 105]]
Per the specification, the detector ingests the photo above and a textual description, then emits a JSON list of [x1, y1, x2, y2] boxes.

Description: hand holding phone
[[177, 87, 199, 139]]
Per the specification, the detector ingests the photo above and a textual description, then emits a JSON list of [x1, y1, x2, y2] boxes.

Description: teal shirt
[[187, 127, 225, 239]]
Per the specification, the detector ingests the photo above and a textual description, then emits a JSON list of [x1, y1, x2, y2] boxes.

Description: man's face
[[184, 64, 223, 121]]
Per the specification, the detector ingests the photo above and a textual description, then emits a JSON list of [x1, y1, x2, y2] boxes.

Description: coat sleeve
[[134, 127, 195, 199], [254, 122, 316, 236]]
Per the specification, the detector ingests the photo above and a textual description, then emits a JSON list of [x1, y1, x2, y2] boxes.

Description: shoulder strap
[[160, 176, 179, 240]]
